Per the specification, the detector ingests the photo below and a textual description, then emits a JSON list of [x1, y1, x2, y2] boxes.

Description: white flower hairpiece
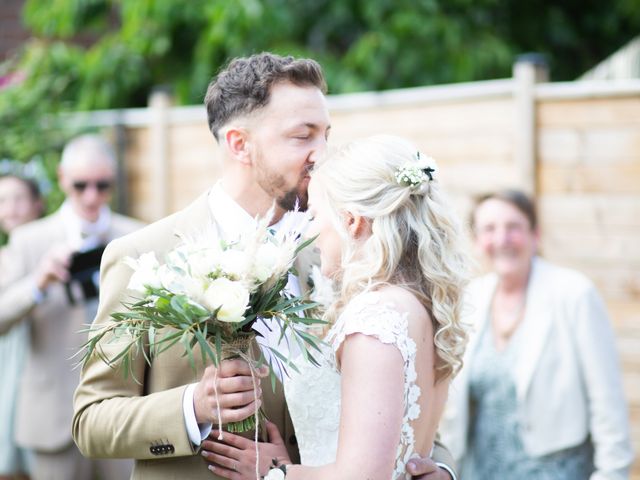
[[394, 151, 438, 192]]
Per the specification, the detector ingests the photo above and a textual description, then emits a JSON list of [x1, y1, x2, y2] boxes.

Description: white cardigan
[[441, 257, 634, 480]]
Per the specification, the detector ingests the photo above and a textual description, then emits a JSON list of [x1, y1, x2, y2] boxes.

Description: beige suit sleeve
[[432, 434, 458, 479], [72, 238, 195, 460]]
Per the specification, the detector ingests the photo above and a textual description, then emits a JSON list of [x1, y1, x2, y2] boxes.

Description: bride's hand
[[201, 421, 292, 479]]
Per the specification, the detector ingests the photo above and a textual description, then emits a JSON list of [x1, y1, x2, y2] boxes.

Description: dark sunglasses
[[72, 180, 113, 193]]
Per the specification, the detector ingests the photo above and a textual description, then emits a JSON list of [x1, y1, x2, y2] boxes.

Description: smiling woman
[[441, 189, 634, 480]]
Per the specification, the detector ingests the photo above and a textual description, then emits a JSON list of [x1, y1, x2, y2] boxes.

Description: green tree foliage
[[1, 0, 639, 168]]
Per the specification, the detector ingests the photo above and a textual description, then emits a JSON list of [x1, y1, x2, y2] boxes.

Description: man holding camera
[[0, 134, 143, 480]]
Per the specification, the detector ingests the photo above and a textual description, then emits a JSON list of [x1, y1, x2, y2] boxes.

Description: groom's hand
[[406, 457, 453, 480], [193, 359, 267, 424], [201, 421, 291, 479]]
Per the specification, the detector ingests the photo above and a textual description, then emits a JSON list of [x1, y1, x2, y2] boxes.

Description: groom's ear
[[224, 127, 252, 165]]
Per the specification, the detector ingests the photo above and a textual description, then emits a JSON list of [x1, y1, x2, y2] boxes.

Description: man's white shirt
[[182, 184, 302, 445]]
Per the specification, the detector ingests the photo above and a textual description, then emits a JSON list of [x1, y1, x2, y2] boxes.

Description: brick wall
[[0, 0, 28, 62]]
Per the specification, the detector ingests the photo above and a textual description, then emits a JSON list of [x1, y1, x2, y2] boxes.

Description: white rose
[[184, 278, 207, 303], [165, 245, 190, 271], [252, 242, 281, 283], [217, 248, 251, 280], [157, 264, 204, 297], [200, 278, 250, 323], [125, 252, 161, 294], [186, 247, 220, 279]]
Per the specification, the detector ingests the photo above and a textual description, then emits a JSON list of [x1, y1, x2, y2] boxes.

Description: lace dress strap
[[326, 291, 422, 479], [326, 292, 414, 359]]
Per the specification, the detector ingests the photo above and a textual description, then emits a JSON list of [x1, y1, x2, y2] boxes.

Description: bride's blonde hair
[[312, 135, 469, 381]]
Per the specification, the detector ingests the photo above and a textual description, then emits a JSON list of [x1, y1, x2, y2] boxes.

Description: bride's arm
[[286, 332, 405, 480], [201, 332, 405, 479]]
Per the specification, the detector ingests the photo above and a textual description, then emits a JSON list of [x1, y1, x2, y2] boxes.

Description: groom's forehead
[[261, 89, 330, 130], [266, 83, 328, 110]]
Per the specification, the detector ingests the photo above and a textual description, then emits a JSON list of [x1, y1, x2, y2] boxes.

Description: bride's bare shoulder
[[361, 286, 429, 321]]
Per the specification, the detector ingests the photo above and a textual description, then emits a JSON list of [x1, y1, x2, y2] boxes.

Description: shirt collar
[[59, 200, 112, 251], [207, 182, 257, 243], [207, 182, 304, 240]]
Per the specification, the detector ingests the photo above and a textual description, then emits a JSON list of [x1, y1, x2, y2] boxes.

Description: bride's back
[[372, 285, 450, 458]]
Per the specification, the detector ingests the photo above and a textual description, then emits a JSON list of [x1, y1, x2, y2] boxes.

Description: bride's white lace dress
[[283, 291, 425, 479]]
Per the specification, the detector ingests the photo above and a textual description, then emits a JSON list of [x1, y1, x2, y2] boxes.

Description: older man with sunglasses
[[0, 134, 144, 480]]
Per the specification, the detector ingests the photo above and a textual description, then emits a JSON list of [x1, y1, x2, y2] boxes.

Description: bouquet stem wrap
[[215, 333, 263, 434], [213, 333, 262, 480]]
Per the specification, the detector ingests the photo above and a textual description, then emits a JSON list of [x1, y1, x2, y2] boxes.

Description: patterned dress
[[463, 321, 594, 480], [0, 320, 32, 474]]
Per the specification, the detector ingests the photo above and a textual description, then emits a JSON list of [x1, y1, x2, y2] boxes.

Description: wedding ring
[[233, 463, 238, 471]]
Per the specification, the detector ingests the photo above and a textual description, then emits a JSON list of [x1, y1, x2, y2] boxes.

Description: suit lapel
[[173, 192, 216, 240], [513, 257, 553, 402]]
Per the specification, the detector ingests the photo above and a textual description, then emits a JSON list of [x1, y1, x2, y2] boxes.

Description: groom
[[73, 52, 456, 480]]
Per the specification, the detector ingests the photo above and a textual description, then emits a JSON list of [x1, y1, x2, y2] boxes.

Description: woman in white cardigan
[[441, 190, 633, 480]]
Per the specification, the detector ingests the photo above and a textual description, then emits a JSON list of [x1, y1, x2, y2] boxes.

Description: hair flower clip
[[395, 151, 438, 190]]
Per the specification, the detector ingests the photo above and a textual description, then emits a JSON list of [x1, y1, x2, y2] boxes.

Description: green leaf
[[294, 234, 317, 255], [181, 331, 195, 371], [282, 302, 316, 315], [214, 330, 222, 366]]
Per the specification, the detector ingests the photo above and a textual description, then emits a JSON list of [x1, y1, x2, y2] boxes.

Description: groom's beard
[[279, 165, 312, 211], [278, 185, 308, 212], [255, 161, 309, 212]]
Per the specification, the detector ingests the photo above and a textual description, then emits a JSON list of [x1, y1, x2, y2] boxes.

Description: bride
[[204, 135, 469, 480]]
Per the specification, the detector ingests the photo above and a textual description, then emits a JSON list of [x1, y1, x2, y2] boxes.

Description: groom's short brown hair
[[204, 52, 327, 141]]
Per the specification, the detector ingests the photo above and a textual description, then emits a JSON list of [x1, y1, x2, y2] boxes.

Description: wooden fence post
[[111, 122, 128, 214], [149, 87, 173, 219], [513, 53, 549, 196]]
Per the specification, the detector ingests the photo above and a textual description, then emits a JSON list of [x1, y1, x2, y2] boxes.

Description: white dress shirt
[[59, 201, 112, 252], [183, 184, 303, 445]]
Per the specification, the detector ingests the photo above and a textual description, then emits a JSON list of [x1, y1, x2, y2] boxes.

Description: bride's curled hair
[[312, 135, 469, 381]]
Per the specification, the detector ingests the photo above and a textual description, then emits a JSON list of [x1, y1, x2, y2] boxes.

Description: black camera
[[64, 245, 106, 304]]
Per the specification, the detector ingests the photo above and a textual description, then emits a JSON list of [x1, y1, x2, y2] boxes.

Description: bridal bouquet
[[79, 209, 325, 433]]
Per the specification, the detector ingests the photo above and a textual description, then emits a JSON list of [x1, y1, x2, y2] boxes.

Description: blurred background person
[[441, 189, 634, 479], [0, 174, 43, 242], [0, 173, 44, 480], [0, 135, 144, 480]]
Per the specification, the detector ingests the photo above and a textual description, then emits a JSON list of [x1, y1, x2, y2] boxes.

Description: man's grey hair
[[60, 134, 117, 172]]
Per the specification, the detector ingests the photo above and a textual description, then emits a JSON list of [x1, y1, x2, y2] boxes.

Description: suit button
[[150, 446, 157, 455], [288, 435, 297, 446], [168, 445, 175, 454]]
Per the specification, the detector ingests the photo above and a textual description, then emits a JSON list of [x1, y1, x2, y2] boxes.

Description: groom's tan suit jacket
[[73, 193, 456, 480], [73, 193, 299, 480]]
